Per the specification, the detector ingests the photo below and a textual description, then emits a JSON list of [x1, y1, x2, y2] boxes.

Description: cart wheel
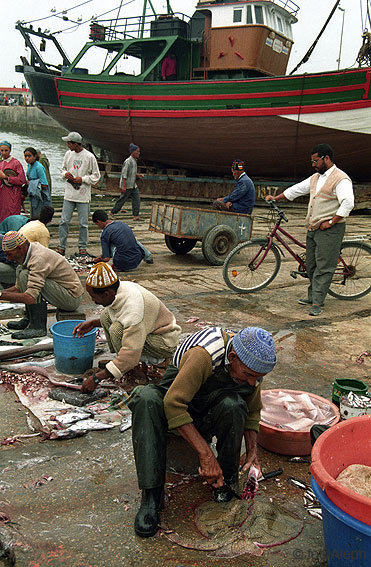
[[164, 235, 197, 254], [202, 225, 238, 265]]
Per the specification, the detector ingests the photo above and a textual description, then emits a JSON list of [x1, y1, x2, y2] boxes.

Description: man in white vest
[[266, 143, 354, 316]]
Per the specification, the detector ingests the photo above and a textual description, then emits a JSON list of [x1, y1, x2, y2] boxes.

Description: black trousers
[[128, 382, 249, 489]]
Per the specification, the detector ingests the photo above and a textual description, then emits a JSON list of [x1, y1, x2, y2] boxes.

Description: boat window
[[108, 40, 166, 77], [254, 5, 264, 24], [276, 16, 283, 33], [246, 5, 253, 24], [70, 44, 122, 75], [233, 9, 242, 23]]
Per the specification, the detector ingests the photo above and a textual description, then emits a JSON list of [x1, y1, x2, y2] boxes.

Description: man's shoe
[[144, 257, 154, 265], [298, 298, 312, 305], [309, 305, 323, 316], [133, 216, 140, 221], [55, 247, 65, 256], [134, 487, 164, 538], [78, 249, 87, 255]]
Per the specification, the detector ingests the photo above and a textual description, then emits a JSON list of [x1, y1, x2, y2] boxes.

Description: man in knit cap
[[0, 231, 83, 338], [266, 143, 354, 316], [73, 262, 181, 391], [127, 325, 276, 538], [110, 143, 143, 221]]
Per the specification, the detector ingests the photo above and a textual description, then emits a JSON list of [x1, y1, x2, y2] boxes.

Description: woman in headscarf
[[23, 147, 52, 219], [0, 141, 26, 223]]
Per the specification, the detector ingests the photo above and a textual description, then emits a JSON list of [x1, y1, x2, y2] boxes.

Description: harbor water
[[0, 127, 72, 196]]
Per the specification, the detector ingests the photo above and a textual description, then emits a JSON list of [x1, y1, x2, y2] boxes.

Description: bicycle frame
[[251, 216, 306, 272], [252, 204, 354, 280]]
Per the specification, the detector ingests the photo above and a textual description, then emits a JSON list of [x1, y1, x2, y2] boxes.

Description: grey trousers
[[16, 267, 82, 311], [306, 222, 346, 306], [59, 200, 90, 251], [0, 263, 16, 289], [110, 188, 140, 216], [128, 379, 248, 490]]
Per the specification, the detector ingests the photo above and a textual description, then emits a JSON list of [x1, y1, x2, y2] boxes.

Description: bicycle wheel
[[328, 241, 371, 300], [223, 239, 281, 293]]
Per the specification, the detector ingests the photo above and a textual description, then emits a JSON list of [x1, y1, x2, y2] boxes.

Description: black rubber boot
[[11, 302, 47, 339], [7, 308, 30, 330], [134, 487, 164, 538]]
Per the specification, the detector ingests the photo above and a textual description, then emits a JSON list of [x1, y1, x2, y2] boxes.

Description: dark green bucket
[[332, 378, 369, 405]]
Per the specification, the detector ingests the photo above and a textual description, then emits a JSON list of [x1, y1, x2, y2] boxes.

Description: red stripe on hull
[[44, 106, 371, 182]]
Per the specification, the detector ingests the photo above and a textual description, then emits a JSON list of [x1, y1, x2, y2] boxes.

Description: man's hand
[[198, 452, 224, 488], [0, 171, 8, 180], [81, 368, 110, 393], [216, 197, 224, 202], [73, 319, 99, 338], [241, 430, 261, 477], [81, 373, 98, 393], [137, 173, 144, 179], [65, 172, 74, 180], [74, 176, 82, 185], [265, 195, 276, 201], [225, 201, 232, 209]]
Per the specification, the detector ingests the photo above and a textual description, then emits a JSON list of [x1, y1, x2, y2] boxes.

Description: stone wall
[[0, 106, 66, 134]]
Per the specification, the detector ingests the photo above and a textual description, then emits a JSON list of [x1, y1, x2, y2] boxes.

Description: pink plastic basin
[[310, 415, 371, 526], [257, 389, 340, 456]]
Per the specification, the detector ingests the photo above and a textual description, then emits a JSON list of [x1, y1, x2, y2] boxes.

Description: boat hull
[[25, 68, 371, 182]]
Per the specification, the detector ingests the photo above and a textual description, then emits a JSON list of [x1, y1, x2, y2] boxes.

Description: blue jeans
[[30, 191, 52, 220], [59, 200, 90, 251], [110, 188, 140, 216]]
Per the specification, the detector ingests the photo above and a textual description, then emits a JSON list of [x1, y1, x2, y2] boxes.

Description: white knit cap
[[86, 262, 118, 288]]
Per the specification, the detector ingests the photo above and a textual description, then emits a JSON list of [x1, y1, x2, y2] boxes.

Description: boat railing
[[91, 12, 190, 41], [270, 0, 300, 17]]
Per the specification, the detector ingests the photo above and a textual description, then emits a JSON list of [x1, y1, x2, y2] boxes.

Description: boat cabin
[[15, 0, 299, 83]]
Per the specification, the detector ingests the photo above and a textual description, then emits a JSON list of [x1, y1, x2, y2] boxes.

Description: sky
[[2, 0, 368, 87]]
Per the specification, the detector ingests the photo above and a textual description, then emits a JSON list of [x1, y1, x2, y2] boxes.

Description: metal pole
[[337, 7, 345, 70]]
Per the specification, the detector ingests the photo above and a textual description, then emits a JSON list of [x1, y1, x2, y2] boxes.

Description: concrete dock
[[0, 198, 370, 567]]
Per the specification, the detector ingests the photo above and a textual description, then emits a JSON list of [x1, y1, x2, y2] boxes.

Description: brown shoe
[[55, 247, 65, 256], [78, 249, 87, 255]]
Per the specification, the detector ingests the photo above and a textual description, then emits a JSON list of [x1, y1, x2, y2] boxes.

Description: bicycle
[[223, 200, 371, 299]]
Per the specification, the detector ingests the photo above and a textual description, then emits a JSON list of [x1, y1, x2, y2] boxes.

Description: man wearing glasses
[[266, 143, 354, 316]]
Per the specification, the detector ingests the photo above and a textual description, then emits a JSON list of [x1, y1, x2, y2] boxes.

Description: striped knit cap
[[232, 327, 276, 374], [86, 262, 118, 288], [2, 231, 27, 251]]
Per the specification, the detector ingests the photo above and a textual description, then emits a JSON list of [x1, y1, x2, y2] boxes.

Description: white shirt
[[283, 164, 354, 218]]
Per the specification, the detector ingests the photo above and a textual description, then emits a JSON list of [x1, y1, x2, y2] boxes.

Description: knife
[[258, 468, 283, 483]]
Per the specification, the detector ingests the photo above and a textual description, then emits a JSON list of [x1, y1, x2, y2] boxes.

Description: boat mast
[[140, 0, 173, 38], [289, 0, 341, 74]]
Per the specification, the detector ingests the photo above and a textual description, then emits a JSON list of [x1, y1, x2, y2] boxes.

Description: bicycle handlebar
[[264, 198, 289, 222]]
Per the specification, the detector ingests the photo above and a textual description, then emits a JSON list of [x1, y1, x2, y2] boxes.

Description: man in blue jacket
[[213, 160, 255, 214]]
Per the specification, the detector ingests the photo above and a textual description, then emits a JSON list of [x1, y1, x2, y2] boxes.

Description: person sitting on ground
[[0, 234, 17, 290], [92, 210, 153, 271], [19, 205, 54, 248], [213, 160, 255, 215], [73, 262, 181, 392], [0, 214, 28, 235], [1, 231, 84, 339], [127, 325, 276, 538]]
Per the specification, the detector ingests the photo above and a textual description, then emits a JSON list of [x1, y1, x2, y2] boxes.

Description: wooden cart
[[149, 202, 253, 265]]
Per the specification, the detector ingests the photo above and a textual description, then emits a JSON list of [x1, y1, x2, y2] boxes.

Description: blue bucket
[[50, 320, 97, 375], [311, 477, 371, 567]]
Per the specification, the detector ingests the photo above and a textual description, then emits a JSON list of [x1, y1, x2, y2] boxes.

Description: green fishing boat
[[15, 1, 371, 181]]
